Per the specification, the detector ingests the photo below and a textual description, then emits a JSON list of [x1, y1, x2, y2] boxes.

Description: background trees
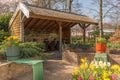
[[0, 14, 12, 31]]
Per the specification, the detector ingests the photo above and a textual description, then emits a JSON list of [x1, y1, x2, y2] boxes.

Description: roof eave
[[30, 13, 98, 25]]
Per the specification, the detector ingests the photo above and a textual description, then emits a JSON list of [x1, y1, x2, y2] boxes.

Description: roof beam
[[30, 14, 97, 25], [44, 21, 55, 31], [40, 20, 51, 30], [24, 18, 32, 29], [34, 19, 46, 30], [26, 18, 38, 29]]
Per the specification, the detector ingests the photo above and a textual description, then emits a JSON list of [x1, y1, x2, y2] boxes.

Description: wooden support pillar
[[20, 10, 25, 42], [79, 23, 91, 44], [83, 27, 86, 44], [20, 22, 24, 42], [58, 22, 62, 54]]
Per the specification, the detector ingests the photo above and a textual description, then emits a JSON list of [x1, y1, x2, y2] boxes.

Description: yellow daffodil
[[80, 63, 85, 69], [72, 57, 120, 80], [89, 63, 94, 70], [118, 67, 120, 72], [80, 58, 87, 63], [2, 36, 20, 47], [72, 67, 79, 75], [103, 78, 110, 80], [102, 71, 109, 79], [111, 64, 119, 70]]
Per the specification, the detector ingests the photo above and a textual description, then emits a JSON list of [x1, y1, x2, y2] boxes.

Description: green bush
[[0, 30, 10, 42], [19, 42, 45, 58], [67, 43, 93, 50], [0, 14, 12, 31], [107, 43, 120, 49]]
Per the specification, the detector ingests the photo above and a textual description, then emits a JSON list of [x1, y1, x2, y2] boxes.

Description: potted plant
[[2, 36, 20, 61], [96, 37, 106, 53]]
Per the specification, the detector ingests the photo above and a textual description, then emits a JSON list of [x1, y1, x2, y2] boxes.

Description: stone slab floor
[[44, 60, 75, 80], [16, 60, 75, 80]]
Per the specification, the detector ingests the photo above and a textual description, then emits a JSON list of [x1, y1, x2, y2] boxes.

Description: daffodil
[[80, 64, 85, 69], [72, 67, 79, 75], [72, 57, 120, 80], [2, 36, 20, 47], [111, 64, 119, 70], [89, 63, 94, 70], [80, 58, 87, 63]]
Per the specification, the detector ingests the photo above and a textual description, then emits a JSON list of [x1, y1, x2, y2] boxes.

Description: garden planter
[[96, 43, 106, 53], [6, 46, 20, 61]]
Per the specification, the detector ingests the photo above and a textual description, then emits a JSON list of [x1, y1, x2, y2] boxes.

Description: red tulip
[[89, 74, 94, 80], [112, 74, 117, 80], [7, 42, 12, 47], [78, 76, 82, 80]]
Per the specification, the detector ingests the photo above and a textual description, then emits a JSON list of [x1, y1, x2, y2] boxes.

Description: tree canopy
[[0, 14, 12, 31]]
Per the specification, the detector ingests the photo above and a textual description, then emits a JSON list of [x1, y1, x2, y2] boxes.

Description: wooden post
[[20, 10, 24, 42], [83, 27, 86, 44], [79, 23, 90, 44], [58, 22, 62, 54]]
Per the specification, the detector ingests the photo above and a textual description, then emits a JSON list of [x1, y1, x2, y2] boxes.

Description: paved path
[[44, 60, 75, 80], [16, 60, 75, 80]]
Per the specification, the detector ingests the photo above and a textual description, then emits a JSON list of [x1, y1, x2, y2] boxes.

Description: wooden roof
[[9, 2, 98, 31]]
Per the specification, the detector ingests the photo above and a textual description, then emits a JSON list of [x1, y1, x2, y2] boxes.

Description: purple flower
[[97, 73, 101, 78]]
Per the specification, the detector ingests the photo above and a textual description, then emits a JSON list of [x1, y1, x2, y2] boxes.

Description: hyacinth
[[72, 57, 120, 80]]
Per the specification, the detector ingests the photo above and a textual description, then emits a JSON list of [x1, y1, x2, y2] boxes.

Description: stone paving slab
[[44, 60, 75, 80]]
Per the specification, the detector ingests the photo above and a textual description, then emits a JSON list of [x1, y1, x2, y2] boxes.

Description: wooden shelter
[[9, 2, 98, 54]]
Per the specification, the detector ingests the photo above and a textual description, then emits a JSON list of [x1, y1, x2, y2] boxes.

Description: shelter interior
[[9, 2, 98, 52]]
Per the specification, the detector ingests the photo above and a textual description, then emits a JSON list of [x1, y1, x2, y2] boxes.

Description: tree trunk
[[99, 0, 103, 37], [68, 0, 72, 13]]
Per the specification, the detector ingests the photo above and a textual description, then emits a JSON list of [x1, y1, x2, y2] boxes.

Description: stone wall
[[0, 62, 32, 80], [62, 50, 95, 66], [63, 49, 120, 65]]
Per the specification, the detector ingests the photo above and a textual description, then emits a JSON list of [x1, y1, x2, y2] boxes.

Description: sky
[[74, 0, 97, 20], [79, 0, 97, 19], [79, 0, 110, 23]]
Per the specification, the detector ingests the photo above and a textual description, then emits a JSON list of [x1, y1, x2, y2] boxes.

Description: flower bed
[[72, 58, 120, 80]]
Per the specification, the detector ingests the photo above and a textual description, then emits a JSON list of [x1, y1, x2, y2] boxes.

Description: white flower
[[103, 62, 107, 67], [107, 62, 111, 67], [95, 65, 99, 68], [99, 61, 103, 66], [94, 61, 98, 66]]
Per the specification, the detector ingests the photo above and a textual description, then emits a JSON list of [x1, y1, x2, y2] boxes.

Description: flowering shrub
[[72, 58, 120, 80], [109, 29, 120, 44], [2, 36, 19, 47], [96, 38, 106, 44]]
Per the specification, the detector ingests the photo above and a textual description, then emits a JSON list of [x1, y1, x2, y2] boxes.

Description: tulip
[[89, 74, 94, 80], [112, 74, 117, 80], [7, 42, 12, 47], [78, 76, 82, 80]]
